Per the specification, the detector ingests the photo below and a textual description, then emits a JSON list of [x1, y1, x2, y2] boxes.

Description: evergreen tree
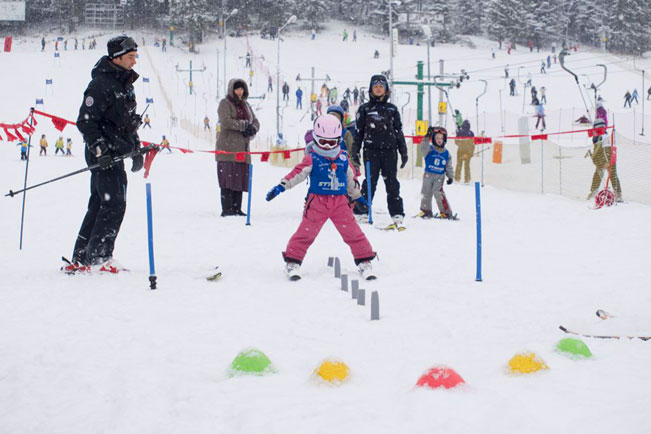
[[170, 0, 214, 43]]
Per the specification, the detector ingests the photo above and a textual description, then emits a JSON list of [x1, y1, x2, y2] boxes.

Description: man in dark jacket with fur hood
[[351, 74, 408, 226], [69, 36, 144, 270]]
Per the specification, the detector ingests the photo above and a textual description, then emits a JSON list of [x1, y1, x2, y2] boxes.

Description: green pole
[[189, 60, 193, 95]]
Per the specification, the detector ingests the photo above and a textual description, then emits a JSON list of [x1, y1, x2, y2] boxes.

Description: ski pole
[[146, 183, 157, 290], [366, 160, 373, 224], [246, 164, 253, 226], [18, 109, 36, 249], [5, 146, 155, 198], [475, 181, 482, 282]]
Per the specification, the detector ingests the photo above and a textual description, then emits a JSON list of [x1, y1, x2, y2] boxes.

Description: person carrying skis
[[454, 120, 474, 184], [265, 114, 376, 281], [39, 134, 48, 156], [351, 74, 408, 228], [416, 127, 455, 219], [587, 118, 622, 202], [68, 35, 145, 272], [624, 91, 632, 108], [55, 136, 65, 155]]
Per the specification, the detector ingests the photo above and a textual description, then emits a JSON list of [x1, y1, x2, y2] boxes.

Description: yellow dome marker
[[314, 358, 350, 384], [508, 352, 549, 374]]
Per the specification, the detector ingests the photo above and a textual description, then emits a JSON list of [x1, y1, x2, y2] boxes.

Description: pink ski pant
[[284, 194, 374, 263]]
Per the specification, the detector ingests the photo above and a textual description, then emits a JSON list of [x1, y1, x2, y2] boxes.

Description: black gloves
[[400, 153, 408, 169], [98, 154, 113, 170], [242, 123, 257, 137], [131, 154, 144, 172], [447, 177, 453, 185]]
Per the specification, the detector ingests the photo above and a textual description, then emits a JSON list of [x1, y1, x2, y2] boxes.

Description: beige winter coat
[[215, 79, 260, 164]]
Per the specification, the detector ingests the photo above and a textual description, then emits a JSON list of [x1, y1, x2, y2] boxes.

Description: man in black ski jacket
[[71, 36, 144, 268], [351, 74, 408, 224]]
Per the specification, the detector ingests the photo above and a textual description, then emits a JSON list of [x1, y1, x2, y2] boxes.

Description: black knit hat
[[233, 81, 245, 91], [107, 36, 138, 59]]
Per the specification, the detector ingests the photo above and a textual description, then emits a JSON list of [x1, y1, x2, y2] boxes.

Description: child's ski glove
[[266, 184, 285, 201]]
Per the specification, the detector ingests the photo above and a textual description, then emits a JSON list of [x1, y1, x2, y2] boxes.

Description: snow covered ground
[[1, 23, 651, 434]]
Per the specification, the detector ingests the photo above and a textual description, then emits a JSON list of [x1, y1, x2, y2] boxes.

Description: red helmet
[[430, 126, 448, 146]]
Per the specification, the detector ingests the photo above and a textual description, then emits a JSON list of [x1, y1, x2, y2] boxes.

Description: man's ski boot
[[415, 210, 434, 219], [61, 257, 90, 275]]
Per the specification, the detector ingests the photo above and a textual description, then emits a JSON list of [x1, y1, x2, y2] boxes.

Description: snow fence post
[[246, 164, 253, 225], [146, 183, 157, 290], [328, 256, 334, 267], [475, 181, 482, 282], [371, 291, 379, 320], [341, 274, 348, 291], [357, 289, 365, 306], [351, 279, 359, 299], [334, 257, 341, 278], [365, 160, 373, 224]]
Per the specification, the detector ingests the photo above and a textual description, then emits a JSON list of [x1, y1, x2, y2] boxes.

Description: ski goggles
[[111, 37, 138, 58], [315, 136, 339, 150]]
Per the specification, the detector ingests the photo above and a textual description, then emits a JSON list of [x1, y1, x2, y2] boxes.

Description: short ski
[[559, 325, 651, 341], [376, 223, 406, 232]]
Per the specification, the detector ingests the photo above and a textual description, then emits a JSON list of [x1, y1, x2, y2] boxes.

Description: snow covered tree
[[486, 0, 526, 43], [294, 0, 329, 30], [170, 0, 215, 43], [605, 0, 651, 54], [454, 0, 484, 35]]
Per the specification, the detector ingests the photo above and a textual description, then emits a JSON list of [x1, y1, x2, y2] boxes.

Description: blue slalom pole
[[146, 183, 157, 290], [246, 164, 253, 226], [475, 181, 482, 282], [365, 160, 373, 224]]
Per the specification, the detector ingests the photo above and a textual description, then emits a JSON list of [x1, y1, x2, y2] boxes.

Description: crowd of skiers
[[52, 33, 626, 280], [41, 36, 97, 52]]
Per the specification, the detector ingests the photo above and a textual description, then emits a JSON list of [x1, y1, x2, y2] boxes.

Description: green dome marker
[[229, 348, 275, 376], [556, 338, 592, 358]]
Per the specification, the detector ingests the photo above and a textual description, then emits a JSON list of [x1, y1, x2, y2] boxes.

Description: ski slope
[[1, 23, 651, 434]]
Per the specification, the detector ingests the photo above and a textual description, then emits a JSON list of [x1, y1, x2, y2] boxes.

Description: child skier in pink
[[266, 114, 377, 280]]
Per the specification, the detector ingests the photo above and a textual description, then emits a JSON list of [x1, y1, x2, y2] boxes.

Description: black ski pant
[[356, 148, 404, 217], [73, 168, 127, 265]]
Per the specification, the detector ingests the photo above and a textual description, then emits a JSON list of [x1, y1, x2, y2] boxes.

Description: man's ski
[[559, 325, 651, 341]]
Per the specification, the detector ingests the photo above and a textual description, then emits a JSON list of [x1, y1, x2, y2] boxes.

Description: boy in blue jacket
[[416, 127, 455, 219]]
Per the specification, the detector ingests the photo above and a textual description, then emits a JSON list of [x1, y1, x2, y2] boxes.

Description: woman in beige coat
[[216, 78, 260, 216]]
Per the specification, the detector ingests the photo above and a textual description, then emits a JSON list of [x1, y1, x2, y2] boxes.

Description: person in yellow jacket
[[55, 136, 65, 155], [161, 135, 172, 153], [454, 120, 475, 183], [39, 134, 48, 156], [587, 118, 622, 201]]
